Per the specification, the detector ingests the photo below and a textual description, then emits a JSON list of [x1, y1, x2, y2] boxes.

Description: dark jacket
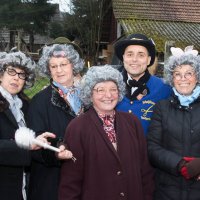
[[59, 108, 154, 200], [147, 94, 200, 200], [0, 92, 30, 200], [27, 84, 75, 200]]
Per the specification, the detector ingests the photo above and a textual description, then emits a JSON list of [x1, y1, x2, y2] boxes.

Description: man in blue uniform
[[114, 33, 172, 135]]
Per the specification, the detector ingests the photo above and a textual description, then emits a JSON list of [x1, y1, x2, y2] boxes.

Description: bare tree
[[62, 0, 112, 64]]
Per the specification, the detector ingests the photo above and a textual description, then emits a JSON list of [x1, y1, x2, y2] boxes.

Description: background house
[[0, 4, 62, 57], [112, 0, 200, 52], [100, 0, 200, 74]]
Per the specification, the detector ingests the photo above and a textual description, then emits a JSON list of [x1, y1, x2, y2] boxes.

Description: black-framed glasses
[[5, 68, 27, 80]]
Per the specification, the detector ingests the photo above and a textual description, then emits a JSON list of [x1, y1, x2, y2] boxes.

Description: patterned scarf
[[53, 81, 83, 116], [98, 112, 117, 150]]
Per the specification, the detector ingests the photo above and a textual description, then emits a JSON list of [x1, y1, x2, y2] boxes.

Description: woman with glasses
[[27, 43, 84, 200], [59, 65, 154, 200], [0, 51, 64, 200], [147, 46, 200, 200]]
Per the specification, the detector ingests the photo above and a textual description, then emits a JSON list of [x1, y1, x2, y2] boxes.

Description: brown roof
[[112, 0, 200, 51], [113, 0, 200, 22]]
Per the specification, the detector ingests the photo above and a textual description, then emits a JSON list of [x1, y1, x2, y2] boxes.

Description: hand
[[197, 175, 200, 181], [179, 157, 200, 179], [56, 145, 73, 160], [185, 158, 200, 178], [31, 132, 56, 150]]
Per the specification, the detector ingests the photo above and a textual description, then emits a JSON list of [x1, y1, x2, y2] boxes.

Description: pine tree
[[0, 0, 57, 50]]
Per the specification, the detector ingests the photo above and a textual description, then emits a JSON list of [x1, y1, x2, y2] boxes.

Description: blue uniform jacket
[[117, 75, 172, 135]]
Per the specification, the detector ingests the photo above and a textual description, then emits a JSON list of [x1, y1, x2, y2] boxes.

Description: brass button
[[120, 192, 125, 197], [117, 171, 122, 175], [128, 110, 132, 113], [130, 101, 133, 104]]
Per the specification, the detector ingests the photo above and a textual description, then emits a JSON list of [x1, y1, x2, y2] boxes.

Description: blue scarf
[[173, 85, 200, 106], [53, 81, 82, 115]]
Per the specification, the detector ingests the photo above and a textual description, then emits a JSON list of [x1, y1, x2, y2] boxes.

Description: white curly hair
[[80, 65, 126, 108], [0, 51, 36, 88], [164, 54, 200, 86], [38, 44, 85, 76]]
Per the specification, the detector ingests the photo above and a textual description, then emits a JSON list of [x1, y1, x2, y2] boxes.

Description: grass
[[24, 77, 49, 99]]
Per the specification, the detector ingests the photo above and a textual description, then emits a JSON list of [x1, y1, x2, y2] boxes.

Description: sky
[[48, 0, 71, 12]]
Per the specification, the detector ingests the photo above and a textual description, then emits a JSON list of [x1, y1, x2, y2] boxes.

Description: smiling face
[[92, 81, 119, 115], [0, 66, 26, 95], [49, 57, 74, 87], [173, 64, 198, 96], [123, 45, 151, 81]]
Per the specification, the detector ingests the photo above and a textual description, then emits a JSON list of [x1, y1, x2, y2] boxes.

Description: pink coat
[[59, 108, 154, 200]]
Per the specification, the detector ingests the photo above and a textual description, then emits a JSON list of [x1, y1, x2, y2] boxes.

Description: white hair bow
[[170, 45, 198, 57]]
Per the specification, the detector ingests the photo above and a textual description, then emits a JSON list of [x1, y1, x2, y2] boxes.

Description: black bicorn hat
[[114, 33, 156, 67]]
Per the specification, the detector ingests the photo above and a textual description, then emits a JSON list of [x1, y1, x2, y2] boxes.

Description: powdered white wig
[[80, 65, 126, 107], [0, 52, 7, 59], [164, 54, 200, 86], [38, 44, 85, 76], [0, 51, 36, 88]]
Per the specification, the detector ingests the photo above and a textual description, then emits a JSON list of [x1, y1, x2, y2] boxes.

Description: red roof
[[113, 0, 200, 22], [112, 0, 200, 51]]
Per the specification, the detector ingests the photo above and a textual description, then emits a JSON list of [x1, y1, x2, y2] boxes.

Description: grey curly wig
[[80, 65, 126, 107], [38, 44, 85, 76], [164, 54, 200, 86], [0, 51, 36, 88]]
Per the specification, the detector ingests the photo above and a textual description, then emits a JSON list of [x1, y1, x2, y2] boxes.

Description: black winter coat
[[0, 92, 30, 200], [27, 84, 75, 200], [147, 94, 200, 200]]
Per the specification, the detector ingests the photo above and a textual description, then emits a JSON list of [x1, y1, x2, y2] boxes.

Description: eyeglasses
[[93, 87, 118, 96], [173, 71, 196, 81], [5, 68, 27, 80], [49, 62, 71, 70]]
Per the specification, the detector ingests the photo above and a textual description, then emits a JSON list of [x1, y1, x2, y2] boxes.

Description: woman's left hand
[[56, 144, 73, 160]]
